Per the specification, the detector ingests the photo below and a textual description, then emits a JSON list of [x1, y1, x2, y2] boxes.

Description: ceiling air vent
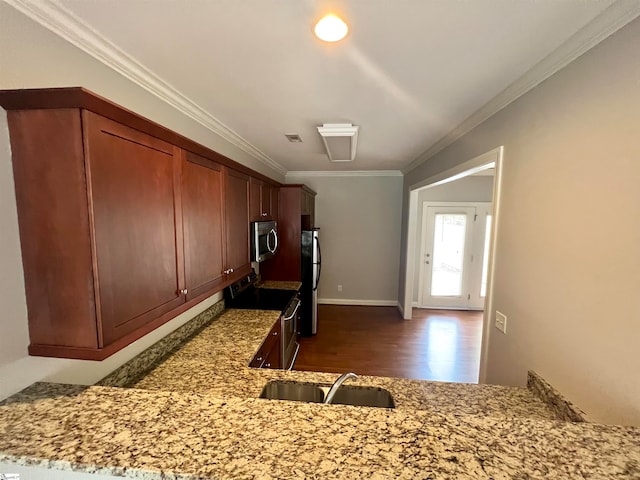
[[317, 123, 359, 162], [285, 134, 303, 143]]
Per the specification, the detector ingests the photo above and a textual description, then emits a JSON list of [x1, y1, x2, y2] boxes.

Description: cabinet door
[[263, 320, 282, 369], [224, 168, 251, 278], [83, 112, 184, 346], [261, 183, 272, 219], [308, 193, 316, 229], [249, 177, 263, 222], [271, 186, 279, 223], [182, 152, 225, 300], [301, 192, 310, 215]]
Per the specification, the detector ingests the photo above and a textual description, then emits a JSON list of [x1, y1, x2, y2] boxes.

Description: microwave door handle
[[268, 228, 278, 254], [266, 229, 273, 253]]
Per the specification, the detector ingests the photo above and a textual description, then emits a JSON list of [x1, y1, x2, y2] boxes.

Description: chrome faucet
[[323, 372, 358, 404]]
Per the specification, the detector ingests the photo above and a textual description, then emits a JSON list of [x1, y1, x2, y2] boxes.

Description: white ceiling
[[23, 0, 625, 172]]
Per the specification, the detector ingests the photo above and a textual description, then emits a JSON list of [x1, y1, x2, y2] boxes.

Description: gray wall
[[413, 176, 494, 302], [402, 17, 640, 426], [0, 4, 282, 400], [287, 173, 403, 304]]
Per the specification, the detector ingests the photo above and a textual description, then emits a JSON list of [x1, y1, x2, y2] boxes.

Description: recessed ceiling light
[[314, 14, 348, 42]]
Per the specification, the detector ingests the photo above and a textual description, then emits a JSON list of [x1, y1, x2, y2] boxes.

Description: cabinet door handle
[[180, 288, 188, 295], [272, 331, 278, 336], [264, 362, 271, 368], [261, 212, 267, 216]]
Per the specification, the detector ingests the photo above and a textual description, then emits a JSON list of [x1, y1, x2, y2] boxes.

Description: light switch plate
[[495, 311, 507, 334]]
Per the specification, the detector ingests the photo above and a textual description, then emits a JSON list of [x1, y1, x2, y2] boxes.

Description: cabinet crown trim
[[0, 87, 283, 186]]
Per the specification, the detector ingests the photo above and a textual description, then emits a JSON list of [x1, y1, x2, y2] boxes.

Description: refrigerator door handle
[[314, 260, 321, 291], [314, 235, 321, 291]]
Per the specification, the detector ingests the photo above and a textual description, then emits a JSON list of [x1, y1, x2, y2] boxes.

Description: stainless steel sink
[[259, 381, 324, 403], [259, 380, 395, 408], [329, 385, 395, 408]]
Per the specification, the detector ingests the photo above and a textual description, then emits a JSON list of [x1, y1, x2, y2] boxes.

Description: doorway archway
[[402, 146, 504, 382]]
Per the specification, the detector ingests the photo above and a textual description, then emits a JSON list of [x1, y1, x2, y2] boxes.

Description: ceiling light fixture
[[317, 123, 359, 162], [314, 14, 348, 42]]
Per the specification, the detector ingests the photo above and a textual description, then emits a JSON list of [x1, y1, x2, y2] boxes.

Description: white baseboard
[[413, 305, 485, 311], [318, 298, 398, 307]]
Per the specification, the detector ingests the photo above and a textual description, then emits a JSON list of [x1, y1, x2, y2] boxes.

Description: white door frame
[[401, 146, 504, 384], [418, 202, 491, 309]]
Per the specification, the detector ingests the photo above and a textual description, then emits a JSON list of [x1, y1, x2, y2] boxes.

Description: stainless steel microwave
[[251, 221, 278, 262]]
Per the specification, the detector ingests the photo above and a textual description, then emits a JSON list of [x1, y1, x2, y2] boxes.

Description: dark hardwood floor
[[293, 305, 484, 383]]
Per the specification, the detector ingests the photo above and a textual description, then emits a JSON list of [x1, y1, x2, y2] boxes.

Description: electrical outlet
[[495, 311, 507, 334], [337, 284, 343, 292]]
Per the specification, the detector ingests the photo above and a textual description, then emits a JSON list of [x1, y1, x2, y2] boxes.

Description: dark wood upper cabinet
[[271, 185, 279, 223], [0, 87, 283, 360], [224, 168, 252, 281], [260, 185, 316, 281], [83, 112, 185, 346], [181, 151, 226, 301], [7, 109, 99, 350], [249, 177, 264, 221], [249, 177, 278, 222]]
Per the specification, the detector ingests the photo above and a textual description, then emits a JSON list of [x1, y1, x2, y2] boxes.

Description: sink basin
[[259, 381, 324, 403], [329, 385, 396, 408], [259, 381, 395, 408]]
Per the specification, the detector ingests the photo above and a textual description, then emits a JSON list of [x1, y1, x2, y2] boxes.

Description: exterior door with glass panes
[[419, 203, 491, 309]]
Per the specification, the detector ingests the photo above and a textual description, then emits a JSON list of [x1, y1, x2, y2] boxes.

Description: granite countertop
[[1, 382, 638, 479], [133, 309, 562, 420], [257, 280, 302, 291], [1, 306, 639, 479]]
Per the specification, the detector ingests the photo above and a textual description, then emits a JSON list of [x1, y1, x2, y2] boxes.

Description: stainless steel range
[[224, 270, 300, 370]]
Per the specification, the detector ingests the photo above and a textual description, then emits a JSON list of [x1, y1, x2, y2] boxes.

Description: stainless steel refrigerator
[[300, 229, 321, 336]]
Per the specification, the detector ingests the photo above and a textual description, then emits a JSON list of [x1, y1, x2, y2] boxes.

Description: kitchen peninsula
[[1, 302, 638, 479]]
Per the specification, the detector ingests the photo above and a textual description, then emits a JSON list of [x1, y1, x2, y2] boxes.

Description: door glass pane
[[431, 214, 467, 296], [480, 215, 492, 297]]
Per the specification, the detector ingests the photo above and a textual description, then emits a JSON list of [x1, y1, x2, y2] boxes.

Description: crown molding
[[286, 170, 403, 178], [403, 0, 640, 175], [6, 0, 287, 176]]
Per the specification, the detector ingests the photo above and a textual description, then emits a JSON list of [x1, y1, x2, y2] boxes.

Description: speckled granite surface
[[97, 300, 225, 388], [527, 370, 590, 422], [1, 308, 639, 479], [134, 309, 562, 420], [257, 280, 302, 290], [1, 383, 639, 479]]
